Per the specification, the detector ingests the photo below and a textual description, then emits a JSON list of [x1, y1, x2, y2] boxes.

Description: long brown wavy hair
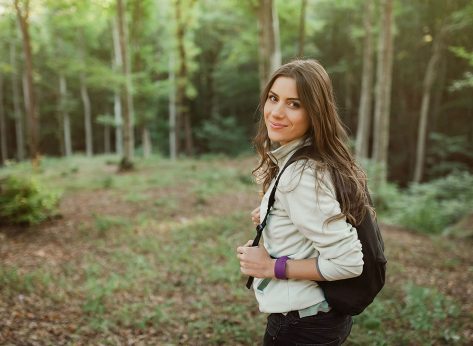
[[253, 59, 373, 226]]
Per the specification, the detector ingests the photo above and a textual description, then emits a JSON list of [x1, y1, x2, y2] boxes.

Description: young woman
[[236, 59, 371, 345]]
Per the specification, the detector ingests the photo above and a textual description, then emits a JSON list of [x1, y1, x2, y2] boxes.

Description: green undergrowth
[[385, 172, 473, 235], [1, 211, 468, 344], [0, 175, 61, 225], [364, 162, 473, 236], [349, 283, 463, 345], [0, 154, 255, 204], [0, 155, 470, 344]]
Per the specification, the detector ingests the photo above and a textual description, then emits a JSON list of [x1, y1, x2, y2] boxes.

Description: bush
[[386, 171, 473, 234], [196, 114, 250, 155], [426, 132, 473, 178], [0, 175, 60, 226], [359, 158, 402, 215]]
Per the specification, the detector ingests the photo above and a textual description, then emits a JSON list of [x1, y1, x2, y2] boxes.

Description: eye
[[268, 94, 277, 102], [288, 101, 300, 109]]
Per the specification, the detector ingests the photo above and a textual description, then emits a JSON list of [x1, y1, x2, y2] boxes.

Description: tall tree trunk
[[431, 56, 446, 134], [14, 0, 39, 167], [344, 72, 353, 125], [142, 127, 152, 158], [271, 1, 281, 71], [257, 0, 282, 91], [168, 52, 177, 160], [126, 44, 135, 158], [183, 113, 193, 155], [80, 73, 93, 157], [355, 0, 374, 160], [59, 75, 73, 157], [413, 27, 446, 183], [117, 0, 133, 169], [114, 93, 123, 155], [298, 0, 307, 57], [0, 74, 6, 164], [372, 0, 394, 186], [174, 0, 193, 156], [112, 19, 123, 156], [10, 39, 25, 161], [104, 124, 111, 154]]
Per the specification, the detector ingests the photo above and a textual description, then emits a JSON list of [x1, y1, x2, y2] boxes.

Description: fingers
[[251, 206, 260, 225], [236, 241, 257, 255]]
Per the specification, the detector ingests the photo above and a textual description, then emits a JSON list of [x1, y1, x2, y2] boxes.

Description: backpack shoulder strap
[[260, 146, 312, 229], [245, 146, 311, 289]]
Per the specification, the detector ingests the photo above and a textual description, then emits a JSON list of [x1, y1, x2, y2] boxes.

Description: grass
[[0, 154, 471, 345], [349, 284, 462, 345]]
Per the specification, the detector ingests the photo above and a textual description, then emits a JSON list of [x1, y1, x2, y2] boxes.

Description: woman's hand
[[251, 206, 260, 225], [237, 240, 275, 279]]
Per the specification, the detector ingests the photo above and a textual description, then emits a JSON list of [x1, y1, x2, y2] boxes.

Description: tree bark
[[257, 0, 282, 91], [271, 0, 281, 72], [355, 0, 374, 160], [80, 73, 93, 157], [14, 0, 39, 167], [114, 93, 123, 155], [431, 55, 446, 134], [142, 127, 152, 158], [413, 27, 446, 182], [10, 39, 25, 161], [298, 0, 307, 57], [0, 74, 6, 164], [174, 0, 193, 156], [112, 19, 123, 156], [168, 52, 177, 160], [372, 0, 394, 186], [117, 0, 134, 169], [104, 124, 111, 154], [59, 75, 72, 157], [344, 72, 353, 125]]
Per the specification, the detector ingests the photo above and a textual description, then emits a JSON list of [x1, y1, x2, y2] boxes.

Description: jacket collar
[[267, 138, 309, 168]]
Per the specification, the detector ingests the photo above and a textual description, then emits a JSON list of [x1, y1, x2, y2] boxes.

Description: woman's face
[[264, 77, 310, 146]]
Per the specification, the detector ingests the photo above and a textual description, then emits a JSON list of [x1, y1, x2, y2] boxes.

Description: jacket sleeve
[[277, 161, 364, 281]]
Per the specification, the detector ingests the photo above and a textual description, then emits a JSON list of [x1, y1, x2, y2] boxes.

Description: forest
[[0, 0, 471, 182], [0, 0, 472, 345]]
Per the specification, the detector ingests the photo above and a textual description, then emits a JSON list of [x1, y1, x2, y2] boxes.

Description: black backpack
[[246, 146, 387, 316]]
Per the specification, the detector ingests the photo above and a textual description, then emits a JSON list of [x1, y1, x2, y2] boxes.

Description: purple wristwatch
[[274, 256, 289, 280]]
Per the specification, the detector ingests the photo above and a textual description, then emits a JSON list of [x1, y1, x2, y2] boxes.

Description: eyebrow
[[269, 90, 300, 101]]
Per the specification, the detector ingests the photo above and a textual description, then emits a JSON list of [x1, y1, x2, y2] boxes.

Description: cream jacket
[[253, 138, 364, 313]]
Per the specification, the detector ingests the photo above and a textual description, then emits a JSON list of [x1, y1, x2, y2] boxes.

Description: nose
[[270, 102, 285, 118]]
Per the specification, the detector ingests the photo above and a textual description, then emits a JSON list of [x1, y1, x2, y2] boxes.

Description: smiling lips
[[269, 121, 287, 129]]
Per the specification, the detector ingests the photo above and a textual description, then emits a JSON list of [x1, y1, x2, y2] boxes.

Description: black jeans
[[263, 309, 353, 346]]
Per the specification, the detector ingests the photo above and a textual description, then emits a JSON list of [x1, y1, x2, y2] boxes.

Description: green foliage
[[0, 266, 57, 300], [449, 47, 473, 91], [1, 155, 470, 344], [196, 114, 250, 156], [365, 155, 473, 235], [371, 181, 401, 216], [95, 114, 116, 127], [426, 132, 473, 177], [0, 175, 60, 226], [0, 268, 36, 295], [351, 283, 461, 345], [360, 158, 401, 214], [93, 213, 130, 236], [101, 176, 114, 189], [403, 283, 460, 332], [386, 171, 473, 234]]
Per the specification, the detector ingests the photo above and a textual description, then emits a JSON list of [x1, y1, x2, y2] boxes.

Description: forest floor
[[0, 155, 472, 346]]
